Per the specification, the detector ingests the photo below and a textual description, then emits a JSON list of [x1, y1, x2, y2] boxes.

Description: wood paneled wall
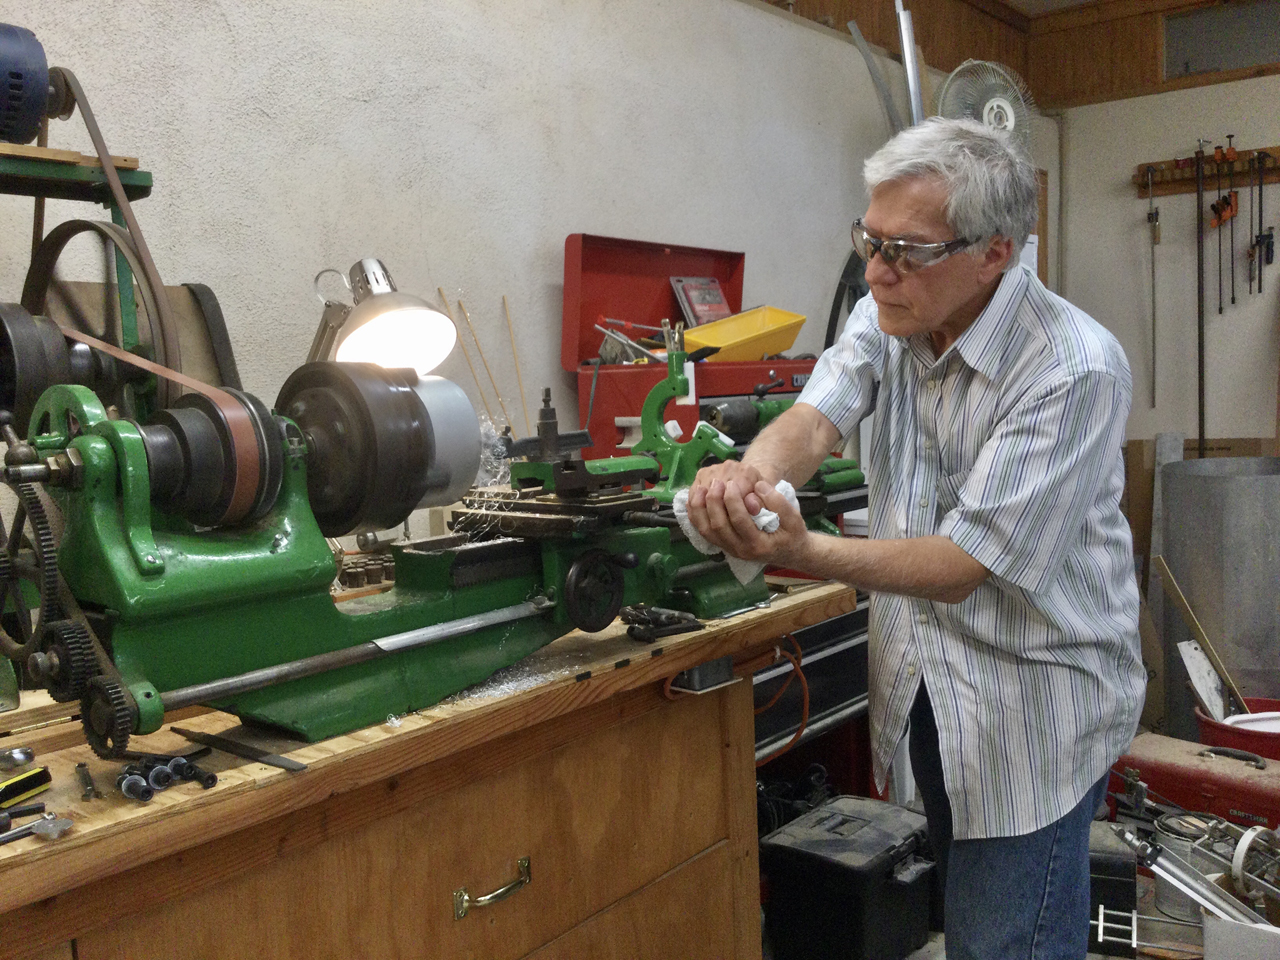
[[785, 0, 1027, 79], [1028, 0, 1280, 109], [772, 0, 1280, 111]]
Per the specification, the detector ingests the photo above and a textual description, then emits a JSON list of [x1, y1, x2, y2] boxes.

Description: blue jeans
[[909, 687, 1107, 960]]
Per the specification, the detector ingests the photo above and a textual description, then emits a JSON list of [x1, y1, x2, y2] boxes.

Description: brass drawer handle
[[453, 857, 531, 920]]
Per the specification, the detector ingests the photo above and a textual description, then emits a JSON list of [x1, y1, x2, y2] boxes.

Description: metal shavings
[[435, 651, 586, 706], [474, 416, 511, 488]]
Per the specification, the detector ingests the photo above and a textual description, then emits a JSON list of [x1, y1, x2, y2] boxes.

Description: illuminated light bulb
[[335, 305, 457, 377]]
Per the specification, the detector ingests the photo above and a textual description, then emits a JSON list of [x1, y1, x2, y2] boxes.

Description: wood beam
[[1028, 0, 1218, 36], [959, 0, 1029, 33]]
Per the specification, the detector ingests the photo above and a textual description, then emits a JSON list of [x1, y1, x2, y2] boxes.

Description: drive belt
[[53, 325, 263, 527]]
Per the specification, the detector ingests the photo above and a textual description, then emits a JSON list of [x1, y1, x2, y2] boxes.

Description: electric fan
[[935, 59, 1037, 151]]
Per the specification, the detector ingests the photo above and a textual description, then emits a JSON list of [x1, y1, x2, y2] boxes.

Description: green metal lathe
[[0, 23, 863, 756]]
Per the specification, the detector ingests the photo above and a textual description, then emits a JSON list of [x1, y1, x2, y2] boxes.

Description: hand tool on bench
[[170, 727, 307, 772], [0, 802, 45, 832], [0, 747, 33, 771], [0, 765, 50, 808]]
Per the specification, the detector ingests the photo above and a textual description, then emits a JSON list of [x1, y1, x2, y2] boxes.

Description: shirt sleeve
[[796, 294, 884, 439], [937, 369, 1130, 595]]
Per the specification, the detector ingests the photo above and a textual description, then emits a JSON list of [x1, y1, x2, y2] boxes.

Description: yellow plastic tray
[[683, 306, 806, 362]]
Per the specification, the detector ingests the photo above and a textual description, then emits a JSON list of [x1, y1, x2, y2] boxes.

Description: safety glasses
[[851, 218, 976, 272]]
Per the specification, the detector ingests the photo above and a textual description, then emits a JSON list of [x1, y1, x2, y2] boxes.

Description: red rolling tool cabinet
[[562, 233, 818, 458]]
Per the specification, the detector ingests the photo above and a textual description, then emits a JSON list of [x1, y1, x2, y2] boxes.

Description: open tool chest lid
[[561, 233, 745, 371]]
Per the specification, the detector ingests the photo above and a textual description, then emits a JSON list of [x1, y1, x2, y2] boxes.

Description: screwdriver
[[0, 766, 51, 808]]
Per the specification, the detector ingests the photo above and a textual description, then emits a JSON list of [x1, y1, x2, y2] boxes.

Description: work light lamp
[[307, 259, 456, 376]]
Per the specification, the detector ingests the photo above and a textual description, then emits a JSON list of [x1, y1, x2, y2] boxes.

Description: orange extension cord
[[662, 632, 809, 768]]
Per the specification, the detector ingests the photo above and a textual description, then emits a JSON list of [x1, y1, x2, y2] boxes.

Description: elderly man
[[688, 118, 1144, 960]]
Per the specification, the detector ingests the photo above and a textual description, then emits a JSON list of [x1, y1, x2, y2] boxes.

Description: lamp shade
[[334, 291, 457, 376]]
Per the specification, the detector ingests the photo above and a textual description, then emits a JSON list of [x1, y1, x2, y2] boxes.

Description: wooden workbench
[[0, 582, 858, 960]]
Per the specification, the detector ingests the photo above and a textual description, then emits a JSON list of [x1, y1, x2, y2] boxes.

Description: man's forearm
[[740, 403, 841, 487], [797, 533, 989, 604]]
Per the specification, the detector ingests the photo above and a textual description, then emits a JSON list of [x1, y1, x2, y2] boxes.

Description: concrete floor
[[904, 933, 1116, 958], [899, 874, 1205, 959]]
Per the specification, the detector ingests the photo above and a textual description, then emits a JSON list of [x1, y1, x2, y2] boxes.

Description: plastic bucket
[[1195, 697, 1280, 761]]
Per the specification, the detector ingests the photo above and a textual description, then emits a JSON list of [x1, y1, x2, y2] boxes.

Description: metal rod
[[1249, 156, 1256, 294], [895, 1, 925, 125], [1196, 144, 1206, 458], [161, 598, 552, 711], [1147, 166, 1158, 408], [1216, 148, 1223, 315], [1228, 135, 1236, 305], [1254, 148, 1264, 293]]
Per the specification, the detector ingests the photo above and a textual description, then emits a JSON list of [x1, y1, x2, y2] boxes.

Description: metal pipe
[[1228, 135, 1236, 305], [161, 598, 553, 711], [1258, 151, 1269, 294], [895, 1, 925, 125], [1147, 166, 1159, 408], [1216, 148, 1223, 315], [1196, 144, 1206, 458], [1113, 826, 1263, 924], [846, 20, 904, 135]]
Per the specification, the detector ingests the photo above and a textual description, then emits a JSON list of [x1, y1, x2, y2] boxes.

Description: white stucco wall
[[1061, 75, 1280, 440], [1, 0, 930, 433]]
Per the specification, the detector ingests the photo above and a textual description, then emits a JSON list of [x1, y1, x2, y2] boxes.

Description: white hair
[[863, 117, 1038, 267]]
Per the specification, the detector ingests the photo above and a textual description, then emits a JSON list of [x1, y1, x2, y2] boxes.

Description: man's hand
[[689, 459, 773, 518], [687, 473, 810, 568]]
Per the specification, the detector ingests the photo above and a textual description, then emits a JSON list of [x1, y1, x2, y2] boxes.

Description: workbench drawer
[[76, 690, 733, 960], [523, 842, 735, 960]]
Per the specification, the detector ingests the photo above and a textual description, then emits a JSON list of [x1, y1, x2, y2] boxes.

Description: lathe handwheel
[[81, 676, 134, 759], [564, 549, 626, 634]]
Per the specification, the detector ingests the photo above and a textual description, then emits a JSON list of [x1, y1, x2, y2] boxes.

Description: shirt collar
[[897, 265, 1029, 378], [948, 265, 1028, 380]]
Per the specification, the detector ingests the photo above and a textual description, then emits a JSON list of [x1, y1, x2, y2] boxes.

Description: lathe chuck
[[276, 362, 480, 537]]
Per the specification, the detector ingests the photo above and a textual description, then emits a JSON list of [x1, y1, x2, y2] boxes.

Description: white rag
[[671, 480, 798, 585]]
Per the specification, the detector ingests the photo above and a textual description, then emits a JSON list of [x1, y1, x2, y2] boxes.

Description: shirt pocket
[[936, 470, 968, 517]]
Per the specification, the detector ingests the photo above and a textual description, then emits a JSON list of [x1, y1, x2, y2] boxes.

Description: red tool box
[[562, 233, 818, 458], [1111, 732, 1280, 830]]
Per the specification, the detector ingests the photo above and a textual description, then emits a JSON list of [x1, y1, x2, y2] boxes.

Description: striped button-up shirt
[[799, 264, 1145, 839]]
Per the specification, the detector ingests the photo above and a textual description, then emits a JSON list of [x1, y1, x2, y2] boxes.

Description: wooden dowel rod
[[503, 295, 531, 436], [437, 288, 494, 424], [1152, 555, 1250, 715], [458, 300, 513, 430]]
